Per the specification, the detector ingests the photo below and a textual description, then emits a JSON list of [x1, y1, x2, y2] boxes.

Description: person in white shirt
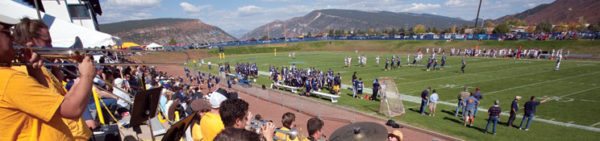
[[113, 77, 132, 109], [429, 89, 439, 117], [555, 53, 562, 71], [348, 56, 352, 67]]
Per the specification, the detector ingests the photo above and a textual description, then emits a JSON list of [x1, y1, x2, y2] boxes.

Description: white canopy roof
[[0, 1, 120, 48], [147, 43, 163, 48]]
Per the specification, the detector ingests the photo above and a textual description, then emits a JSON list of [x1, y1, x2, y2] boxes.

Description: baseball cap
[[208, 91, 227, 108], [190, 99, 211, 112], [0, 15, 19, 25]]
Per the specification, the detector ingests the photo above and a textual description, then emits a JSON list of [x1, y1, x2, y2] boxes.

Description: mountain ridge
[[242, 9, 473, 40], [99, 18, 237, 45], [496, 0, 600, 24]]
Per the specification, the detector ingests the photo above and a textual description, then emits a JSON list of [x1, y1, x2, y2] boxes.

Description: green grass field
[[209, 40, 600, 57], [183, 40, 600, 140]]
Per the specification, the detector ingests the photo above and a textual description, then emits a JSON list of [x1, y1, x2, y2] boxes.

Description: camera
[[247, 114, 272, 134]]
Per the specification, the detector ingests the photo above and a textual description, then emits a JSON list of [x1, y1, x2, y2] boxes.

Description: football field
[[192, 51, 600, 140]]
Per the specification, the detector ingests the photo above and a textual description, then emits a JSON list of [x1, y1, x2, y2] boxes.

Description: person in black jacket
[[507, 96, 521, 127], [371, 79, 381, 101], [419, 87, 431, 115]]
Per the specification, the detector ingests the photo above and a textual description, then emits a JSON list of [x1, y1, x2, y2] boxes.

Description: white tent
[[0, 1, 119, 48], [146, 43, 164, 51]]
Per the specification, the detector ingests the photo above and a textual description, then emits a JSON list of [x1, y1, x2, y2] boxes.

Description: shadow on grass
[[408, 108, 429, 115], [441, 109, 464, 117], [443, 116, 487, 132]]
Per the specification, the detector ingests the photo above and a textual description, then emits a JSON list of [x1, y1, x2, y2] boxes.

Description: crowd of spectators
[[269, 65, 343, 96]]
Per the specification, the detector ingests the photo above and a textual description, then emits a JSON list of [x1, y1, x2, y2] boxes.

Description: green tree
[[168, 38, 177, 45], [328, 29, 334, 36], [335, 30, 344, 36], [413, 24, 426, 34], [536, 22, 553, 33], [260, 35, 269, 40], [493, 23, 510, 34], [431, 27, 439, 34], [588, 22, 600, 32], [505, 18, 527, 27]]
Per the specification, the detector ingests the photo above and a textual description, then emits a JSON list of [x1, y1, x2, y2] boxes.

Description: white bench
[[311, 91, 340, 103], [271, 83, 301, 93], [226, 73, 237, 78]]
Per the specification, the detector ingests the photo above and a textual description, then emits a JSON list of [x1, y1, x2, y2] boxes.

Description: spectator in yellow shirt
[[275, 112, 299, 141], [200, 91, 227, 141], [0, 17, 96, 141], [189, 99, 212, 141], [13, 17, 94, 140]]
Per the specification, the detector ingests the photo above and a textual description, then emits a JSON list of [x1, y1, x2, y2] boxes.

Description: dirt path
[[156, 64, 459, 141]]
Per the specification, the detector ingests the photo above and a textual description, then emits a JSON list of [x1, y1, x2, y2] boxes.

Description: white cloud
[[402, 3, 441, 12], [237, 5, 264, 16], [180, 2, 200, 13], [445, 0, 465, 6], [106, 0, 161, 7], [98, 0, 162, 23], [179, 2, 211, 14]]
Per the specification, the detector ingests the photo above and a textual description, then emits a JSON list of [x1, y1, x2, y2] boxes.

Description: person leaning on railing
[[0, 17, 96, 140]]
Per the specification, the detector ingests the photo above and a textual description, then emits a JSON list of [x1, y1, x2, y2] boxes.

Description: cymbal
[[328, 122, 388, 141]]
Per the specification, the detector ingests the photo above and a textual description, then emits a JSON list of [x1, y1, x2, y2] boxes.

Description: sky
[[97, 0, 554, 37]]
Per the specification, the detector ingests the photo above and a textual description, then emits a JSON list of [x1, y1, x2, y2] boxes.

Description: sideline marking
[[559, 87, 599, 98]]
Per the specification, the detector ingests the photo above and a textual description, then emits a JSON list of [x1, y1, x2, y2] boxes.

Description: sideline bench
[[271, 83, 301, 93], [311, 91, 340, 103]]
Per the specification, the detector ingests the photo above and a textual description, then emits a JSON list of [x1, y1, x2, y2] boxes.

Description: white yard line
[[559, 87, 599, 98], [403, 63, 575, 94], [591, 122, 600, 127], [398, 62, 546, 85], [484, 71, 600, 95]]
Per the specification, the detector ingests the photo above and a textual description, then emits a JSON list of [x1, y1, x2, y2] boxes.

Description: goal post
[[379, 77, 405, 117]]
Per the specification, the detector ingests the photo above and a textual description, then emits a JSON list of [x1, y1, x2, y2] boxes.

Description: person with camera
[[0, 17, 96, 140], [219, 98, 275, 141]]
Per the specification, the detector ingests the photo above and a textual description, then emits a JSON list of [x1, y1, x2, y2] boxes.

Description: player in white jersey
[[555, 54, 562, 71]]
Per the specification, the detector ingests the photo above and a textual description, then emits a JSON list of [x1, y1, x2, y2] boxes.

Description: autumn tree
[[553, 23, 569, 32], [413, 24, 426, 34], [450, 25, 457, 34], [484, 20, 496, 28], [168, 38, 177, 45]]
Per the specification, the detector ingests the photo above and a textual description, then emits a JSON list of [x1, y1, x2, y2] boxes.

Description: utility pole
[[474, 0, 483, 28]]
